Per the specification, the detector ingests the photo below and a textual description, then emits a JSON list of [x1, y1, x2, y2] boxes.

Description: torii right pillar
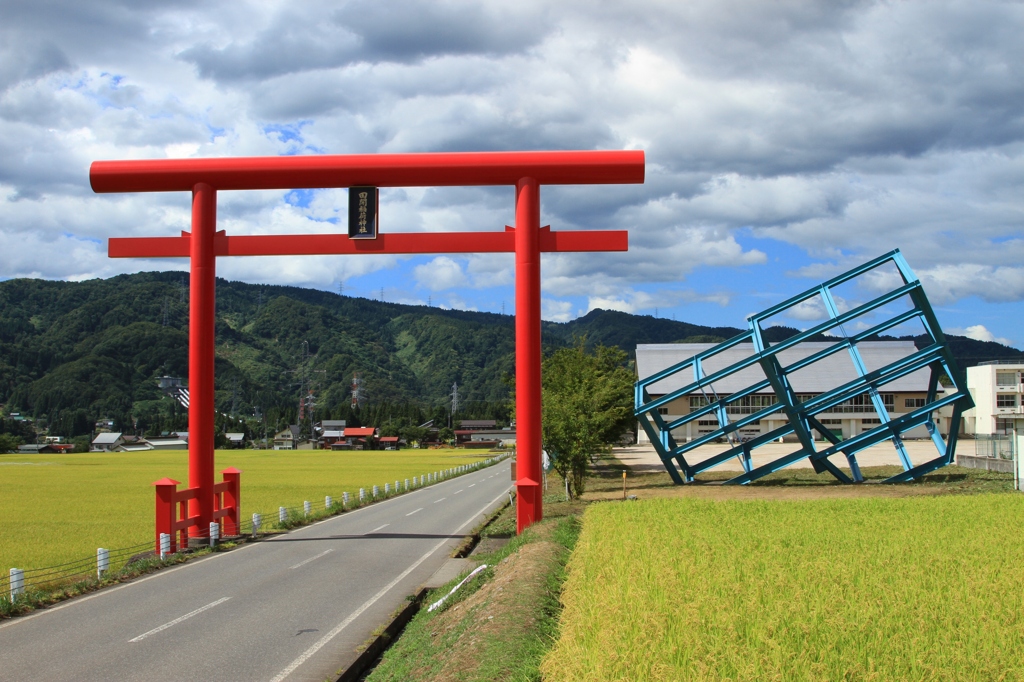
[[515, 177, 543, 533]]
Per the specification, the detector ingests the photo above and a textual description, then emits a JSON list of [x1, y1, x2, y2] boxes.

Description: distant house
[[456, 429, 515, 448], [18, 444, 57, 454], [338, 426, 377, 450], [379, 436, 401, 450], [274, 425, 301, 450], [95, 418, 116, 432], [318, 430, 346, 449], [224, 433, 245, 448], [92, 432, 125, 452]]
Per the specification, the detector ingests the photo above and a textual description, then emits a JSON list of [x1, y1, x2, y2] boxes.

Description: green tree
[[541, 342, 634, 498], [0, 433, 22, 453]]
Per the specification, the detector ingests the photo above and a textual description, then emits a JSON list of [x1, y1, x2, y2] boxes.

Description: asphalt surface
[[0, 460, 513, 682]]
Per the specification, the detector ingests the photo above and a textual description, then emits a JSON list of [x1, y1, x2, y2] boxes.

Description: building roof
[[18, 444, 56, 453], [320, 430, 345, 438], [344, 427, 377, 437], [148, 439, 188, 449], [319, 420, 347, 429], [379, 436, 400, 442], [460, 420, 496, 429], [117, 443, 155, 452], [224, 433, 245, 441], [92, 432, 124, 445], [636, 341, 931, 396]]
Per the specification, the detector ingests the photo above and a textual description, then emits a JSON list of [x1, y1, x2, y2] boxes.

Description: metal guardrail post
[[97, 548, 109, 579]]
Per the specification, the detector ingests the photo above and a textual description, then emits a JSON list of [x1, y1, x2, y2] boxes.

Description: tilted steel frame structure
[[635, 250, 974, 485]]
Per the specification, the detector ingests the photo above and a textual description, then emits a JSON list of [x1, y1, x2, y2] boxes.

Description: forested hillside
[[1, 272, 1020, 441]]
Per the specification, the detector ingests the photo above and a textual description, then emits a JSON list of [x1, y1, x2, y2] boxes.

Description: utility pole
[[450, 381, 460, 427]]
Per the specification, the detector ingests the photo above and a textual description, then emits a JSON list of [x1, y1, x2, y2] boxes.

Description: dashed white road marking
[[454, 489, 464, 494], [433, 497, 446, 504], [289, 549, 333, 570], [406, 508, 423, 516], [367, 524, 389, 534], [129, 598, 230, 642], [469, 484, 476, 488]]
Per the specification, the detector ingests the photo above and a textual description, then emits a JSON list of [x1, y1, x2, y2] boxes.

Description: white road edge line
[[271, 487, 511, 682], [367, 523, 389, 534], [289, 549, 333, 570], [129, 597, 230, 643], [405, 508, 423, 516]]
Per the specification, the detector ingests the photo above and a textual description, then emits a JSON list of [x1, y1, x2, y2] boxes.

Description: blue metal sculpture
[[634, 250, 973, 484]]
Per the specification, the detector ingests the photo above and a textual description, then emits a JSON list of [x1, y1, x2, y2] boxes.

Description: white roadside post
[[97, 548, 109, 579], [343, 491, 350, 507], [252, 513, 262, 537], [209, 522, 220, 548], [303, 500, 311, 517], [325, 495, 332, 510], [373, 485, 379, 497], [159, 532, 171, 560], [279, 506, 287, 524], [404, 478, 409, 491], [359, 488, 365, 502], [1015, 417, 1024, 491], [385, 483, 390, 495], [9, 568, 24, 601], [395, 480, 399, 492]]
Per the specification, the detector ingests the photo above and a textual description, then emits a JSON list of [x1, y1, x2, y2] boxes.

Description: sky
[[1, 0, 1023, 348]]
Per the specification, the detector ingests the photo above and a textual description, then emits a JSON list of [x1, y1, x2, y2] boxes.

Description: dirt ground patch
[[429, 531, 562, 680]]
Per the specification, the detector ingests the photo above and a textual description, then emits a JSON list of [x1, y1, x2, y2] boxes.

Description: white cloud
[[542, 298, 573, 322], [413, 256, 467, 291], [948, 324, 1015, 347], [0, 0, 1021, 331]]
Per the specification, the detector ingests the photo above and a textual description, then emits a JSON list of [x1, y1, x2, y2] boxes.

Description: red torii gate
[[90, 150, 645, 537]]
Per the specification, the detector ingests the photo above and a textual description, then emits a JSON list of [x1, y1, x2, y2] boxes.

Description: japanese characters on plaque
[[348, 186, 379, 239]]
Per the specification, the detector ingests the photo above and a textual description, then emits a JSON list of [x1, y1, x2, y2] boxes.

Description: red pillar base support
[[515, 478, 541, 533]]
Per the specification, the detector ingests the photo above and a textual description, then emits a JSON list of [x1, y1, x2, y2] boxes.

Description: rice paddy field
[[0, 448, 490, 573], [542, 494, 1024, 681]]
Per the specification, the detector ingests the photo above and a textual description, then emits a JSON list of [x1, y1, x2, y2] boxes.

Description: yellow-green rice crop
[[0, 448, 489, 573], [543, 495, 1024, 681]]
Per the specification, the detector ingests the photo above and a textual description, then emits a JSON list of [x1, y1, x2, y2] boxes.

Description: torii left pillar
[[189, 183, 217, 536]]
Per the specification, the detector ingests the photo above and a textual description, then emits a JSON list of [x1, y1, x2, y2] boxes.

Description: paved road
[[0, 460, 513, 682]]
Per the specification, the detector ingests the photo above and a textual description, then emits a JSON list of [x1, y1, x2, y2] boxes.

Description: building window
[[697, 420, 720, 426], [690, 396, 711, 410], [824, 393, 894, 413], [819, 419, 842, 425], [997, 372, 1018, 387], [658, 408, 669, 415], [996, 394, 1017, 408], [904, 398, 926, 409], [862, 418, 882, 425], [725, 395, 777, 415]]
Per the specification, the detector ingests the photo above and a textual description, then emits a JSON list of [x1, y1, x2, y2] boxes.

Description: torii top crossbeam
[[91, 149, 645, 536]]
